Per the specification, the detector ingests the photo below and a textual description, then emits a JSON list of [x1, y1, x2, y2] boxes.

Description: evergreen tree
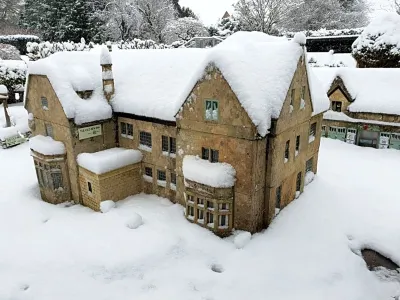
[[172, 0, 197, 18]]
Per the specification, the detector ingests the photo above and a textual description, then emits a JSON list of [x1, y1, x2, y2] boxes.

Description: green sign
[[78, 125, 102, 140], [5, 135, 26, 148]]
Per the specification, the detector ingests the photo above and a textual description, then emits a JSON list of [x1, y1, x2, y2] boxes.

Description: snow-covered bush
[[0, 61, 27, 93], [0, 44, 20, 60], [0, 35, 40, 55], [211, 16, 241, 38], [162, 17, 209, 44], [352, 13, 400, 68], [284, 27, 364, 38]]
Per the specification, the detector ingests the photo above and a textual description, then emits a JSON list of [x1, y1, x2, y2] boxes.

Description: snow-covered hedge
[[26, 38, 185, 61], [352, 13, 400, 68], [0, 61, 27, 92], [284, 27, 364, 38], [0, 44, 20, 60], [0, 35, 40, 55]]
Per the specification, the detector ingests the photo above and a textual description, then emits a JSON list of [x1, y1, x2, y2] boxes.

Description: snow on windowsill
[[139, 144, 152, 152], [290, 105, 294, 113], [300, 99, 306, 110], [295, 191, 301, 199], [42, 106, 49, 111], [295, 150, 299, 157], [157, 180, 167, 188], [143, 175, 153, 183], [207, 223, 214, 228], [121, 134, 133, 140], [207, 207, 215, 211], [197, 219, 204, 225], [170, 184, 176, 191], [284, 158, 288, 164], [187, 215, 194, 221], [305, 171, 315, 186], [218, 225, 229, 230], [309, 135, 315, 143], [162, 151, 176, 158]]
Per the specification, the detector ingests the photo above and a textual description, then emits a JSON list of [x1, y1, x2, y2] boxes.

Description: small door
[[379, 132, 391, 149], [328, 126, 337, 139], [359, 130, 379, 148], [390, 133, 400, 150], [346, 128, 357, 144], [336, 127, 347, 141]]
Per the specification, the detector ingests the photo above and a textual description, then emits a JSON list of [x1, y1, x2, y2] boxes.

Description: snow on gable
[[305, 64, 330, 116], [207, 32, 304, 136], [77, 148, 143, 175], [28, 52, 112, 125], [182, 155, 236, 188], [314, 68, 400, 115]]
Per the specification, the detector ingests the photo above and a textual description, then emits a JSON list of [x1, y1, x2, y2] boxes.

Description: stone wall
[[118, 116, 177, 202], [328, 88, 351, 112]]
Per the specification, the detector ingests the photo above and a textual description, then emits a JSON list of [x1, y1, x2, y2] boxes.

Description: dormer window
[[205, 100, 219, 121]]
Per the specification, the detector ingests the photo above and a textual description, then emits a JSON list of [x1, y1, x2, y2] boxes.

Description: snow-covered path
[[0, 139, 399, 300]]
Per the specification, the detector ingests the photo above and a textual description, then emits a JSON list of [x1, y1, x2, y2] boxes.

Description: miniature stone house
[[25, 32, 329, 235], [315, 68, 400, 149]]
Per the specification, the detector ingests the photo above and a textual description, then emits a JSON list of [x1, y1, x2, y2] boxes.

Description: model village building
[[315, 68, 400, 150], [25, 32, 329, 235]]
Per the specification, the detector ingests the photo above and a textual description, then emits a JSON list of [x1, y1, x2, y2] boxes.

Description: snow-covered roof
[[314, 68, 400, 115], [29, 135, 66, 156], [77, 148, 143, 175], [324, 110, 400, 127], [182, 155, 236, 188], [28, 32, 329, 136]]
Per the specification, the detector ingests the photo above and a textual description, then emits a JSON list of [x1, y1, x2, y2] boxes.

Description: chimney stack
[[100, 46, 114, 102]]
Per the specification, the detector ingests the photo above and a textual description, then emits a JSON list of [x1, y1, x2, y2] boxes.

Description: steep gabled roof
[[27, 32, 328, 135], [314, 68, 400, 115]]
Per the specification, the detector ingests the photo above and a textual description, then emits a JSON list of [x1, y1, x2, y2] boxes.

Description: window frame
[[285, 140, 290, 161], [275, 185, 282, 209], [310, 122, 317, 137], [41, 96, 48, 109], [144, 167, 153, 178], [332, 101, 342, 112], [157, 170, 166, 182], [139, 131, 152, 149], [171, 172, 176, 185], [205, 99, 219, 121], [87, 181, 93, 194], [296, 172, 302, 192], [45, 123, 54, 138], [161, 135, 176, 155], [306, 158, 313, 173], [296, 135, 300, 152], [202, 147, 219, 163]]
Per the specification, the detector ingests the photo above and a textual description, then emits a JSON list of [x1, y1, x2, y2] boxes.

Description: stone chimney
[[100, 46, 114, 102]]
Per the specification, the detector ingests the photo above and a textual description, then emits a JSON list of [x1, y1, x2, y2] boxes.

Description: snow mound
[[77, 148, 142, 175], [0, 127, 19, 140], [233, 231, 252, 249], [100, 200, 115, 213], [293, 32, 306, 45], [305, 172, 315, 186], [29, 135, 66, 155], [182, 155, 236, 188], [100, 46, 112, 65], [126, 213, 143, 229]]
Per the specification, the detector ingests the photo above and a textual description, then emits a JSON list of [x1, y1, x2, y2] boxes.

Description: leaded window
[[207, 201, 214, 210], [139, 131, 152, 148], [127, 124, 133, 137], [205, 100, 219, 121], [285, 140, 290, 161], [171, 173, 176, 185], [207, 212, 214, 225], [201, 147, 209, 160], [41, 97, 48, 109], [121, 122, 127, 135], [187, 206, 194, 217], [310, 122, 317, 137], [276, 186, 282, 209], [306, 158, 313, 173], [157, 170, 166, 181], [296, 172, 302, 191], [197, 209, 204, 221], [145, 167, 153, 177], [202, 147, 219, 163], [219, 215, 228, 227], [296, 135, 300, 152], [162, 136, 176, 154], [45, 124, 53, 138]]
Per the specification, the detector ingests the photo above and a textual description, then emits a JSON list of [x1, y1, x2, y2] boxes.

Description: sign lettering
[[78, 125, 102, 140]]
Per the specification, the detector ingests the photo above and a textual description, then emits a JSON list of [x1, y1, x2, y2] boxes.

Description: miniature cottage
[[315, 68, 400, 149], [24, 32, 329, 235]]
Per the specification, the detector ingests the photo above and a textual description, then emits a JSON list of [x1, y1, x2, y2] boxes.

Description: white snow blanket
[[77, 148, 143, 175], [307, 52, 357, 68], [29, 135, 66, 155], [28, 31, 329, 136], [324, 110, 400, 127], [314, 67, 400, 115], [182, 155, 236, 188]]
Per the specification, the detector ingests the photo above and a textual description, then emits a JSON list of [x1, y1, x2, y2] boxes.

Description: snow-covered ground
[[1, 110, 400, 299]]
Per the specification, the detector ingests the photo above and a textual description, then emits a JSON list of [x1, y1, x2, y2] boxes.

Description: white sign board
[[78, 125, 102, 140]]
